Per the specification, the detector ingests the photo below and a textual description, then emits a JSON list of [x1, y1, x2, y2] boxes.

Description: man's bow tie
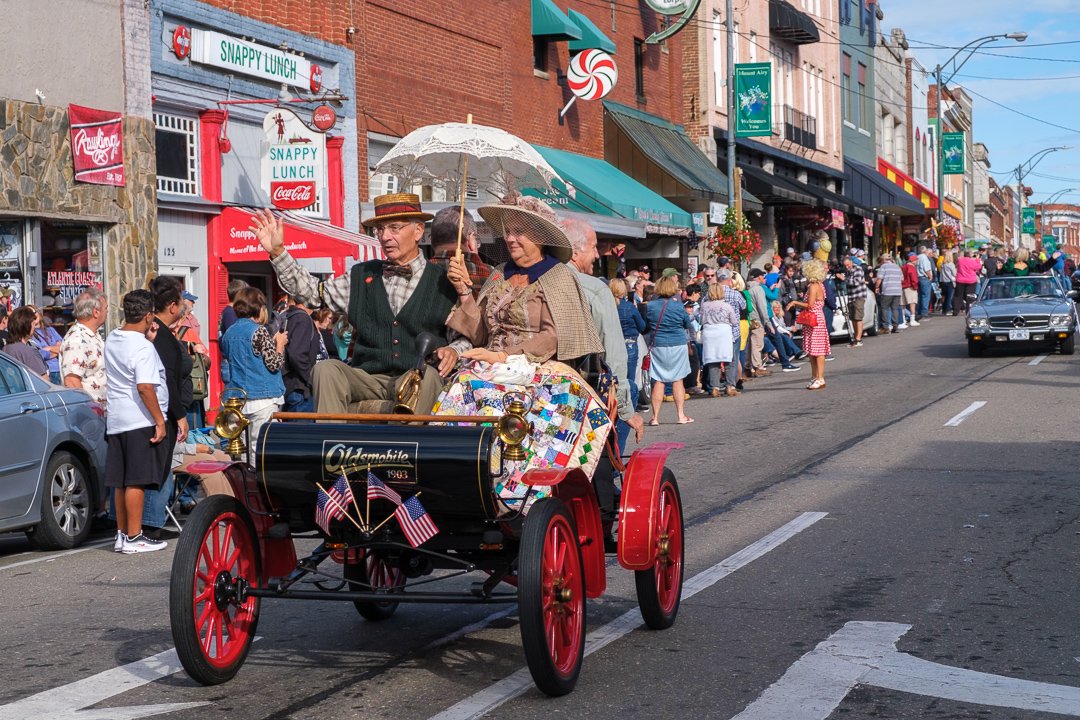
[[382, 264, 413, 279]]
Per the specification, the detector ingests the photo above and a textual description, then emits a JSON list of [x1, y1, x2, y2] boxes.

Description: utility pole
[[725, 0, 736, 216], [934, 65, 945, 234], [1016, 162, 1024, 251]]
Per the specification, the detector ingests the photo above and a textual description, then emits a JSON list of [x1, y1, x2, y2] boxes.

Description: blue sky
[[881, 1, 1080, 204]]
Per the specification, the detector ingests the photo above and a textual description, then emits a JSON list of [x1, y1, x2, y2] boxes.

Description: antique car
[[169, 389, 684, 697], [965, 274, 1078, 357]]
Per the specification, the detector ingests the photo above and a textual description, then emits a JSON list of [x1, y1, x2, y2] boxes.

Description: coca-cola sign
[[310, 64, 323, 93], [68, 104, 125, 187], [271, 181, 317, 209], [311, 104, 336, 132], [262, 107, 325, 212], [172, 25, 191, 59]]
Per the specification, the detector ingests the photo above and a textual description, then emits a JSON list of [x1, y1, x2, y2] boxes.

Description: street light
[[1014, 146, 1071, 249], [1034, 187, 1078, 239], [934, 33, 1027, 237]]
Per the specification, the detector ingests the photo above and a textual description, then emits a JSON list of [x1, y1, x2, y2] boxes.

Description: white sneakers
[[898, 322, 909, 329], [120, 533, 168, 554], [909, 319, 921, 327], [114, 531, 126, 552]]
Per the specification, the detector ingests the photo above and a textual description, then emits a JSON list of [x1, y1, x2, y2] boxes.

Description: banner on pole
[[1021, 207, 1036, 234], [1042, 235, 1057, 253], [941, 132, 965, 175], [734, 63, 772, 138]]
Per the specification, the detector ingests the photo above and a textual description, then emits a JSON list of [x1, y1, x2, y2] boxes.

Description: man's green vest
[[346, 260, 457, 374]]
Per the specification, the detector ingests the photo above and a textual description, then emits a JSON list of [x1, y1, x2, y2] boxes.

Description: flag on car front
[[394, 495, 439, 547]]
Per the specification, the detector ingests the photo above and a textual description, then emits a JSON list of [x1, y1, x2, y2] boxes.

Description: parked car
[[0, 352, 107, 549], [829, 287, 879, 340], [965, 274, 1078, 357]]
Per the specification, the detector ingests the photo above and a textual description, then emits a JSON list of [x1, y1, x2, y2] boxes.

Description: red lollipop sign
[[567, 50, 618, 101]]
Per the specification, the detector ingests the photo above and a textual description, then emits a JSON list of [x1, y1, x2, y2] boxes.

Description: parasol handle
[[455, 114, 473, 262]]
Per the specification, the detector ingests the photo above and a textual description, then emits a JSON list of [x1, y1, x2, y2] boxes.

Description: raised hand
[[250, 208, 285, 258]]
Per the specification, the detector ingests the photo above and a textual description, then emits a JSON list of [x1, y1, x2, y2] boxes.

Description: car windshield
[[979, 277, 1063, 301]]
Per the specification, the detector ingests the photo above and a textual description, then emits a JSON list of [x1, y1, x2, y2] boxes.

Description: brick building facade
[[199, 0, 687, 201]]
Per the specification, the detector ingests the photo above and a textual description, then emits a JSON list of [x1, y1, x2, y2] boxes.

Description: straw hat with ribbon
[[361, 193, 433, 228], [477, 195, 573, 263]]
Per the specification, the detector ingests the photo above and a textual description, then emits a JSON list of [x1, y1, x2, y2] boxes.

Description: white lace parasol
[[374, 122, 562, 195]]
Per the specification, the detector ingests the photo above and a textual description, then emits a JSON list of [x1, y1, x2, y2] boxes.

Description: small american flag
[[315, 475, 354, 535], [394, 495, 439, 548], [367, 472, 402, 505]]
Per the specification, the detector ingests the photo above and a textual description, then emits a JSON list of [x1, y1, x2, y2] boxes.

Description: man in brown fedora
[[250, 193, 469, 414]]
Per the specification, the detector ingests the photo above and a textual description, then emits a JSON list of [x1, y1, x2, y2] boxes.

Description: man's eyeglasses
[[371, 222, 415, 237], [705, 273, 717, 279]]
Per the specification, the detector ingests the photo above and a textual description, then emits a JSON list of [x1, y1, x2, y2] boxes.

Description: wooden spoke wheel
[[170, 496, 261, 685], [518, 498, 586, 697], [344, 550, 406, 621], [634, 470, 684, 629]]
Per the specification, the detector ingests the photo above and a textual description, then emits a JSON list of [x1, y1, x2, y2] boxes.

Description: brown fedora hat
[[361, 193, 433, 228]]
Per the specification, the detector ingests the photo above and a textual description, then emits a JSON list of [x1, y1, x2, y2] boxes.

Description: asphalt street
[[2, 314, 1079, 720]]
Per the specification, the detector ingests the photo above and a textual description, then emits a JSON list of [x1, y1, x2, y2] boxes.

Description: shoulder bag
[[177, 326, 209, 402]]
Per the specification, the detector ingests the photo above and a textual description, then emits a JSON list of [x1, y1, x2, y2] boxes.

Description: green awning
[[603, 101, 762, 210], [567, 9, 616, 53], [524, 145, 693, 234], [532, 0, 581, 40]]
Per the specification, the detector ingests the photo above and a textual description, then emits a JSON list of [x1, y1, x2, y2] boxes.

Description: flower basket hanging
[[705, 207, 761, 265]]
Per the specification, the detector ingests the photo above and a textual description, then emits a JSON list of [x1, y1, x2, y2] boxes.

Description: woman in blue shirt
[[644, 275, 694, 425], [610, 278, 645, 410]]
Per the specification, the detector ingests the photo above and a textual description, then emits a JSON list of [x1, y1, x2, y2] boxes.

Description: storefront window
[[155, 112, 200, 196], [39, 222, 102, 335], [0, 221, 24, 312]]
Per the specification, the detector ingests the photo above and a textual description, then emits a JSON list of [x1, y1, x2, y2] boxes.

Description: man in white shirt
[[562, 218, 645, 550], [104, 289, 170, 554]]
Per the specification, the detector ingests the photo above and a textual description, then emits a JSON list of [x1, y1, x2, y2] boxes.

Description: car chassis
[[168, 399, 684, 697]]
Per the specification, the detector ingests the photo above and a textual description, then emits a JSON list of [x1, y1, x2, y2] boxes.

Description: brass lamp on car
[[215, 392, 250, 460], [498, 391, 533, 462]]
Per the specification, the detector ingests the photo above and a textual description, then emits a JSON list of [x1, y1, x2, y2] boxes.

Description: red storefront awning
[[217, 206, 382, 270]]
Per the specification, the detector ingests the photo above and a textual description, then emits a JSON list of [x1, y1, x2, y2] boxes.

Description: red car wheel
[[634, 470, 684, 629], [518, 498, 586, 696], [170, 496, 261, 685]]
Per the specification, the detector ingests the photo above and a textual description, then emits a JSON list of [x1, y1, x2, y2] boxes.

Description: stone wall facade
[[0, 98, 158, 327]]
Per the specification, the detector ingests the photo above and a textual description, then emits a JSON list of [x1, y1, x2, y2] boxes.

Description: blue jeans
[[283, 390, 315, 416], [624, 340, 639, 409], [940, 282, 955, 314], [917, 277, 932, 318]]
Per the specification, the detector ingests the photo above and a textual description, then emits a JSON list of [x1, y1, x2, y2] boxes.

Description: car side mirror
[[1068, 290, 1078, 300]]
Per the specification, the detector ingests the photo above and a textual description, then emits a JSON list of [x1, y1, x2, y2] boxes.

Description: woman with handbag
[[644, 274, 695, 425], [786, 259, 830, 390], [698, 283, 738, 397]]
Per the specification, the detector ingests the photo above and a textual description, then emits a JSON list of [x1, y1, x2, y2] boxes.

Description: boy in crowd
[[104, 290, 170, 554]]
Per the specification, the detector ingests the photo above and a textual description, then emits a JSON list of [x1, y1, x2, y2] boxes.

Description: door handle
[[19, 402, 43, 414]]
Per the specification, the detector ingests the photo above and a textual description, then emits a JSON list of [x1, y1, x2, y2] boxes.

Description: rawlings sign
[[68, 104, 125, 187], [262, 107, 325, 211]]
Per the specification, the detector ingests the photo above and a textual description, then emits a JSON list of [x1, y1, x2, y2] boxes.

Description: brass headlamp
[[215, 391, 250, 460], [498, 391, 533, 462]]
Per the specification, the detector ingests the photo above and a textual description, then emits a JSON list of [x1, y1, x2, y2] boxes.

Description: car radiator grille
[[989, 315, 1049, 329]]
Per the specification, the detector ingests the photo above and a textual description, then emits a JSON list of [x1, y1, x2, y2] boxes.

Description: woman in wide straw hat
[[444, 194, 602, 364], [436, 195, 606, 510]]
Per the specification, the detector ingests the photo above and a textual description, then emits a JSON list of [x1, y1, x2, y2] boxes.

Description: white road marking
[[944, 401, 987, 427], [0, 647, 208, 720], [427, 511, 829, 720], [731, 621, 1080, 719], [1029, 354, 1049, 366], [0, 538, 113, 572]]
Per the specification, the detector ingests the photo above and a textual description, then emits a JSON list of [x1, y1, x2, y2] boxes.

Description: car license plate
[[1008, 328, 1029, 340]]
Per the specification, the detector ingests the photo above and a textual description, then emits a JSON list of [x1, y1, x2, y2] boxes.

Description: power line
[[962, 87, 1080, 135]]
